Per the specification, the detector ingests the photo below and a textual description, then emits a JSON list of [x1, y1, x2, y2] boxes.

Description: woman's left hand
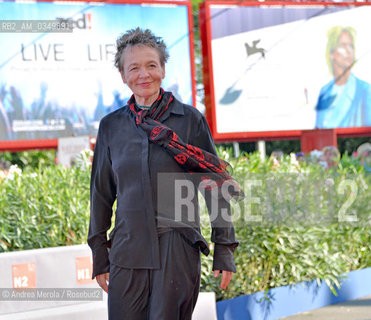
[[95, 272, 110, 293], [214, 270, 233, 290]]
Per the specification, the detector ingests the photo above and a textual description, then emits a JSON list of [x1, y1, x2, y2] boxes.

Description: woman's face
[[331, 31, 354, 72], [120, 45, 165, 105]]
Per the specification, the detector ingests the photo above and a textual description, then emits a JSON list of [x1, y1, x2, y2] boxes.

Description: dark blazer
[[88, 96, 238, 279]]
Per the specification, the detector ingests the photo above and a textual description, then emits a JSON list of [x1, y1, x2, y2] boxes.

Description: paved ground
[[280, 295, 371, 320]]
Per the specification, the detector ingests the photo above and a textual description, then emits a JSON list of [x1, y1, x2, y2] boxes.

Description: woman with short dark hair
[[88, 27, 241, 320]]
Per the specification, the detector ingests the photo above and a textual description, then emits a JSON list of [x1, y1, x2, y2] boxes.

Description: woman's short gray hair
[[114, 27, 169, 72]]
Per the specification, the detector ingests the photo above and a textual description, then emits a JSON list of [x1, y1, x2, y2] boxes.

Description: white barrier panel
[[0, 299, 108, 320], [0, 245, 217, 320], [0, 244, 98, 315], [193, 292, 218, 320], [0, 293, 216, 320]]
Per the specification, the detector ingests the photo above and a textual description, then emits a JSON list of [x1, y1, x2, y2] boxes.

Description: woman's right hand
[[95, 272, 110, 293]]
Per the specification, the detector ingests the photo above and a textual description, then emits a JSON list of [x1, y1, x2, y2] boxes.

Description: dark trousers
[[108, 230, 201, 320]]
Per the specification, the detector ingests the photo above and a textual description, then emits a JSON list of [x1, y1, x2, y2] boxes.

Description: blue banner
[[0, 1, 193, 141]]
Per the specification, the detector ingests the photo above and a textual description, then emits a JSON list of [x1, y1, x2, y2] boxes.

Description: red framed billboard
[[200, 1, 371, 143], [0, 0, 196, 151]]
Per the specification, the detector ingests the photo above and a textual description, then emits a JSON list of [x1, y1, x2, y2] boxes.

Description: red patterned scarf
[[129, 89, 244, 201]]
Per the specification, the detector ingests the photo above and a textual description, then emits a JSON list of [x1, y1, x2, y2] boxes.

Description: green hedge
[[0, 151, 370, 301], [200, 151, 371, 300], [0, 154, 90, 250]]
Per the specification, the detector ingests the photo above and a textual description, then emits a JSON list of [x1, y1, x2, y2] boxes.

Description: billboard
[[0, 0, 195, 149], [200, 1, 371, 141]]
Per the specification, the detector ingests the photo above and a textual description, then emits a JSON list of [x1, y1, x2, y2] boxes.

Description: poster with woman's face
[[0, 1, 193, 141], [208, 4, 371, 134]]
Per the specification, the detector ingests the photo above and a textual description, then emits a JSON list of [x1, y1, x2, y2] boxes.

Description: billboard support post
[[301, 129, 337, 153], [232, 142, 240, 157], [257, 140, 266, 160]]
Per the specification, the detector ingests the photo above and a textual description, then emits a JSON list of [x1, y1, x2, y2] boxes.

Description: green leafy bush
[[0, 150, 370, 302], [0, 150, 56, 169], [200, 151, 371, 300], [0, 158, 90, 251]]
